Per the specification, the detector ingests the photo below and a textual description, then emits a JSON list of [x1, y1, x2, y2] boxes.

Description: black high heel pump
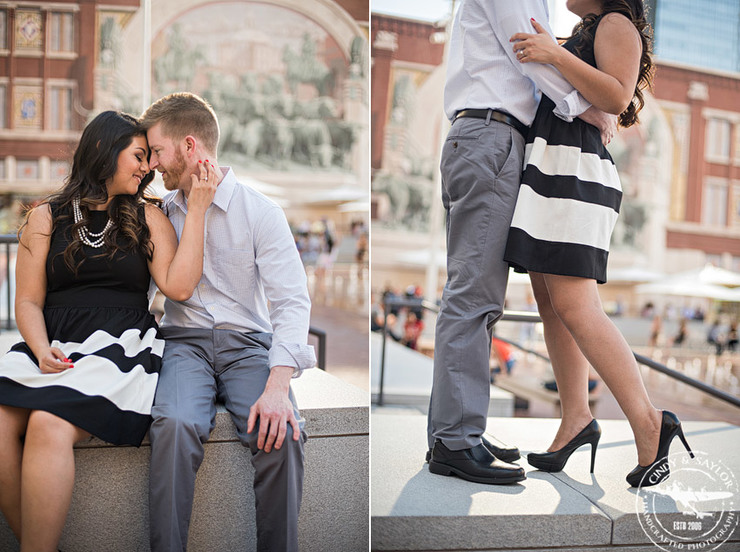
[[626, 410, 694, 488], [527, 419, 601, 473]]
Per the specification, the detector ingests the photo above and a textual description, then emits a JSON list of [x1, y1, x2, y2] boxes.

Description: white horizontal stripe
[[511, 185, 619, 250], [524, 137, 621, 192], [0, 351, 158, 415], [59, 327, 164, 358]]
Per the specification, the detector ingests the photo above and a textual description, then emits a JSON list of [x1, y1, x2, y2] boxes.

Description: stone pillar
[[685, 80, 708, 223], [371, 30, 397, 170]]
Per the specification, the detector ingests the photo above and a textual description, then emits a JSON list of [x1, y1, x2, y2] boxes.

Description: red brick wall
[[653, 63, 740, 229], [336, 0, 368, 22], [371, 14, 445, 169]]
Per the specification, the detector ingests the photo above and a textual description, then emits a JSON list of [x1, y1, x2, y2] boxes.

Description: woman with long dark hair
[[503, 0, 693, 487], [0, 110, 216, 551]]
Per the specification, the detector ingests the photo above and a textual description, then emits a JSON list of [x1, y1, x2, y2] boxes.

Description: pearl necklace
[[73, 197, 113, 249]]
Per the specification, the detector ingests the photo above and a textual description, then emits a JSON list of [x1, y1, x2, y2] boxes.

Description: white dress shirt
[[444, 0, 591, 124], [160, 167, 316, 374]]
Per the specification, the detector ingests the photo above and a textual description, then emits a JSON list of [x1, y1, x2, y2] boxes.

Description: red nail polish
[[198, 160, 202, 163], [205, 159, 209, 163]]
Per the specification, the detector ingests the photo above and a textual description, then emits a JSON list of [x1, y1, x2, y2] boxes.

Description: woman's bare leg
[[542, 273, 662, 465], [20, 410, 89, 552], [529, 273, 593, 451], [0, 405, 30, 539]]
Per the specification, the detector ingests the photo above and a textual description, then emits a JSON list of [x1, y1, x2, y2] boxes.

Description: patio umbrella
[[635, 280, 740, 302], [670, 264, 740, 288]]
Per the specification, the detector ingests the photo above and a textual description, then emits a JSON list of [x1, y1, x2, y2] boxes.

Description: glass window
[[653, 0, 740, 72], [705, 118, 731, 161], [702, 178, 728, 226], [732, 256, 740, 273], [49, 85, 73, 130], [16, 159, 39, 180], [731, 183, 740, 228], [50, 160, 69, 182], [50, 12, 74, 53], [0, 10, 7, 50], [0, 84, 5, 128], [0, 159, 5, 180]]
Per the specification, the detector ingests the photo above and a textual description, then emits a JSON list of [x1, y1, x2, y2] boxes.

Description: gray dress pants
[[428, 116, 525, 451], [149, 327, 305, 552]]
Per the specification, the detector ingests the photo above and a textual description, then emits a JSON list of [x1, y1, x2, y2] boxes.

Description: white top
[[444, 0, 591, 124], [160, 167, 316, 374]]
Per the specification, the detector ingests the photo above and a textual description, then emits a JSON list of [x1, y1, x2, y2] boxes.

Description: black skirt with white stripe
[[504, 14, 620, 284], [0, 207, 163, 446], [504, 95, 622, 284]]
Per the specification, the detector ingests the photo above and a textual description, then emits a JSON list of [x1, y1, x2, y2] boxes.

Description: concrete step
[[371, 332, 515, 417], [371, 414, 740, 551], [0, 369, 369, 552]]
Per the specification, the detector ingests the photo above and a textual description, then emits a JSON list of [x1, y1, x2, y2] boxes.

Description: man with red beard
[[141, 92, 314, 552]]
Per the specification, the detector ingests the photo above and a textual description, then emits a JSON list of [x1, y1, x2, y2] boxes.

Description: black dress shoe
[[428, 440, 526, 485], [425, 435, 520, 463], [482, 434, 520, 462], [527, 419, 601, 474], [626, 410, 694, 488]]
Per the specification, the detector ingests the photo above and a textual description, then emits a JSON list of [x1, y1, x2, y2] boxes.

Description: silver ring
[[204, 177, 208, 182], [520, 49, 525, 57]]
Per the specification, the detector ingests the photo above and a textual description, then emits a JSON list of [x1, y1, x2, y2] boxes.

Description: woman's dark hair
[[21, 110, 159, 272], [570, 0, 653, 128]]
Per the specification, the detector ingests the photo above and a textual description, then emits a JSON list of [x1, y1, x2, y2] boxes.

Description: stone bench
[[0, 369, 369, 552]]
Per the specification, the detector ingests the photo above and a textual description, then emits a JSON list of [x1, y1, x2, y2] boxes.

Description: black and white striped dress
[[0, 205, 162, 446], [504, 15, 621, 284]]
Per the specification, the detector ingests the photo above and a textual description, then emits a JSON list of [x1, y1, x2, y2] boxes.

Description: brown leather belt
[[454, 108, 528, 136]]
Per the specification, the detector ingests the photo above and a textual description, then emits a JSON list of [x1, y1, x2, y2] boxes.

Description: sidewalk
[[372, 412, 740, 551]]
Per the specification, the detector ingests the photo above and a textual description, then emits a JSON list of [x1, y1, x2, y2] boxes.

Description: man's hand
[[247, 365, 300, 453], [578, 106, 618, 146]]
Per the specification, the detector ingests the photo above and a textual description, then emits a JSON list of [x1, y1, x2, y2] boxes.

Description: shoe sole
[[527, 459, 564, 472], [629, 463, 671, 488], [426, 450, 521, 464], [428, 461, 526, 485]]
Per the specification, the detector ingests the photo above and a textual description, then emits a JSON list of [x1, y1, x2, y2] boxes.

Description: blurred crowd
[[290, 218, 367, 270], [372, 284, 426, 350]]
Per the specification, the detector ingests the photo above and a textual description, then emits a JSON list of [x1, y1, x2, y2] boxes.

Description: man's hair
[[140, 92, 220, 154]]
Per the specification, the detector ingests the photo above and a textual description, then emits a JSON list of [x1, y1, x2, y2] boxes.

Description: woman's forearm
[[160, 208, 206, 301], [513, 16, 641, 117], [15, 299, 51, 360], [550, 48, 632, 115]]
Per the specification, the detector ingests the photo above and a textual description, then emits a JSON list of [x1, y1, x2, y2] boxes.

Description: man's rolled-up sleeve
[[255, 205, 316, 377]]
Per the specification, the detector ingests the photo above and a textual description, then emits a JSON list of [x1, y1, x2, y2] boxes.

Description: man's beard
[[163, 149, 188, 191]]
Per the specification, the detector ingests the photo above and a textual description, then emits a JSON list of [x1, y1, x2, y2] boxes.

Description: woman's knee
[[26, 410, 87, 445], [547, 283, 601, 329]]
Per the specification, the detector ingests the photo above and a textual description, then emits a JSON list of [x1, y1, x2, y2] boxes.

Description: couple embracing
[[0, 92, 312, 552], [428, 0, 693, 489]]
